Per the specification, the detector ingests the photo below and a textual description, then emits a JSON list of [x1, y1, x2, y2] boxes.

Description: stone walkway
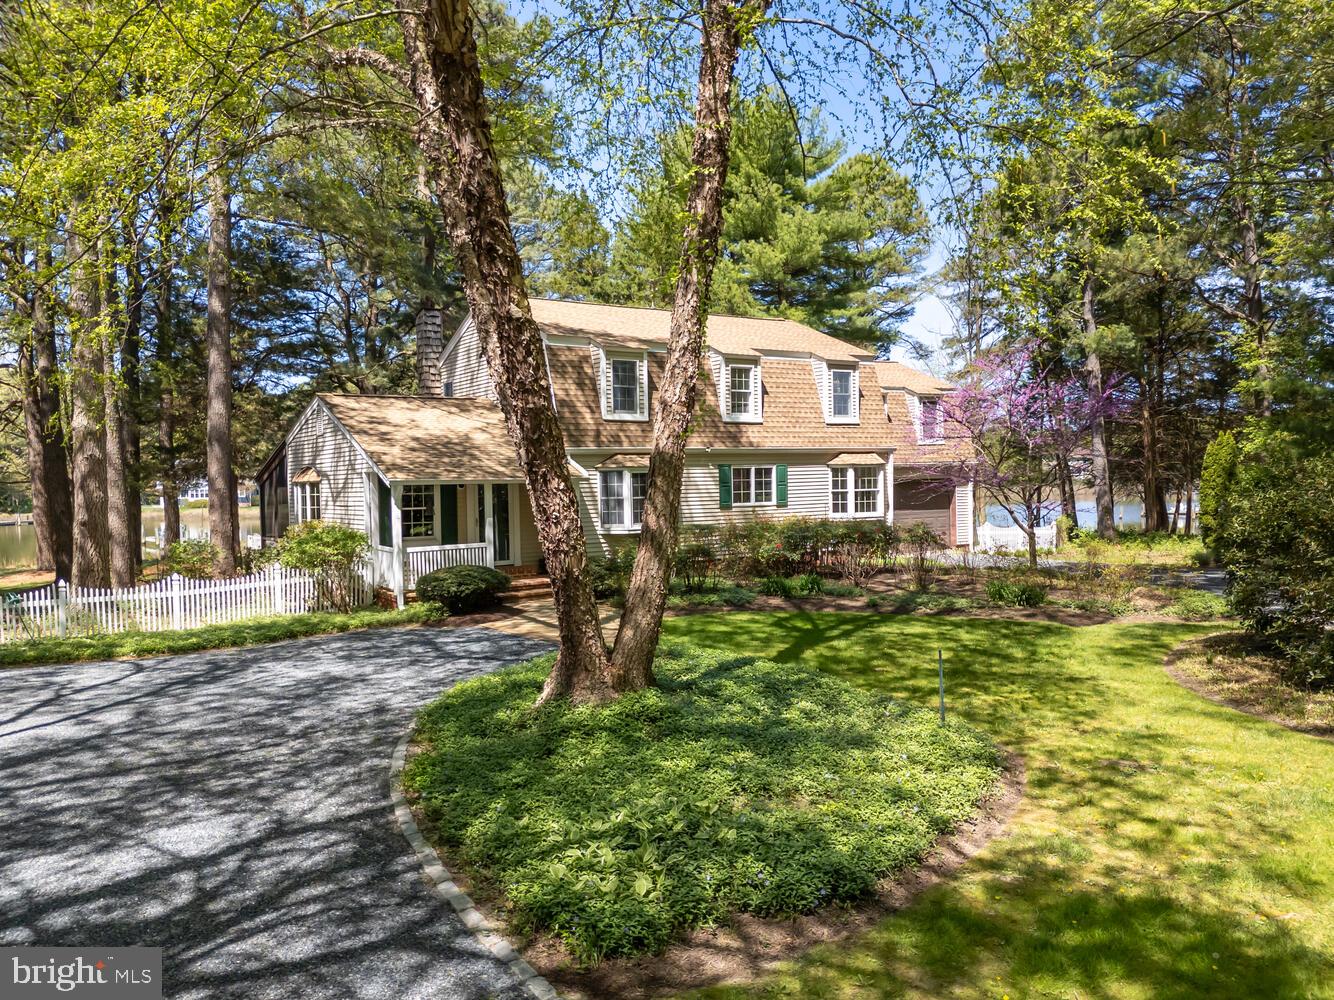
[[0, 627, 552, 1000]]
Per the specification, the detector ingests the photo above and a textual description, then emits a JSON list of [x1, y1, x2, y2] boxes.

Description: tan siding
[[440, 319, 494, 399], [285, 403, 370, 533]]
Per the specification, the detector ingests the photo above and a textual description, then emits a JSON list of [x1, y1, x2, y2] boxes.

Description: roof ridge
[[530, 296, 788, 323]]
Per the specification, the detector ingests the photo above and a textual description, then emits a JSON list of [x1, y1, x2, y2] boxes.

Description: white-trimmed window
[[725, 363, 760, 419], [401, 484, 436, 538], [920, 397, 942, 441], [732, 466, 774, 506], [601, 350, 648, 420], [831, 466, 882, 516], [599, 470, 648, 529], [829, 368, 857, 421], [294, 483, 321, 522]]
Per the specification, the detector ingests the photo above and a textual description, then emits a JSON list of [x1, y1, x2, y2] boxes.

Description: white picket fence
[[0, 565, 370, 643], [975, 521, 1058, 553]]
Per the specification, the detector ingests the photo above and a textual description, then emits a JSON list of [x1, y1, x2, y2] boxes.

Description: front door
[[491, 484, 511, 563]]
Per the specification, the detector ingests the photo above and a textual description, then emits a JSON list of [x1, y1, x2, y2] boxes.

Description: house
[[257, 299, 972, 605]]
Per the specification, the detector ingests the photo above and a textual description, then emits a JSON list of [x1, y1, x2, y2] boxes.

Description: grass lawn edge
[[1164, 632, 1334, 742], [0, 603, 443, 670]]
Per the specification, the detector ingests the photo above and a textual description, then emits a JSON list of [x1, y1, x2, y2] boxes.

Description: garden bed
[[1166, 633, 1334, 739], [401, 642, 1003, 975]]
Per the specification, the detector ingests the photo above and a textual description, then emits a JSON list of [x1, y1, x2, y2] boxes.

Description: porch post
[[391, 483, 406, 609], [482, 482, 496, 568], [885, 452, 895, 525]]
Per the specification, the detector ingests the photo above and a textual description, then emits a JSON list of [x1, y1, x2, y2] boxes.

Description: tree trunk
[[1056, 454, 1077, 524], [123, 215, 144, 574], [67, 217, 112, 587], [103, 232, 136, 587], [18, 252, 73, 580], [156, 209, 181, 551], [1082, 271, 1115, 539], [1236, 193, 1270, 416], [397, 0, 613, 703], [206, 164, 240, 575], [612, 0, 762, 687]]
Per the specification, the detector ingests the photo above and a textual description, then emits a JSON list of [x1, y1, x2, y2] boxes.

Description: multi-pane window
[[831, 369, 854, 418], [855, 468, 880, 513], [831, 466, 881, 516], [732, 466, 774, 506], [295, 483, 321, 523], [630, 471, 648, 525], [728, 365, 754, 415], [600, 470, 648, 528], [401, 484, 436, 538], [611, 358, 640, 414], [921, 398, 941, 440]]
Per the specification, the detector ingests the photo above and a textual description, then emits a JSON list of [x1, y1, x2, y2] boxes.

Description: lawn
[[0, 602, 438, 668], [658, 613, 1334, 1000]]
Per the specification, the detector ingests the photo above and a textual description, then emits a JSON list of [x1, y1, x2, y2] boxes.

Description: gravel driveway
[[0, 626, 552, 999]]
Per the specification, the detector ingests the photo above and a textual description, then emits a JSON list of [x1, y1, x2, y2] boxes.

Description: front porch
[[369, 478, 539, 606]]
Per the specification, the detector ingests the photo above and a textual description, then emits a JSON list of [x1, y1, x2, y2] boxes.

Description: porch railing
[[404, 542, 493, 590]]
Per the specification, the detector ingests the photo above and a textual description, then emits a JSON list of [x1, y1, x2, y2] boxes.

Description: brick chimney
[[415, 307, 445, 396]]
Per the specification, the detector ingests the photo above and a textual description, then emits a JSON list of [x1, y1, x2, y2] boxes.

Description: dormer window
[[611, 359, 639, 413], [724, 362, 761, 421], [921, 397, 942, 441], [827, 366, 859, 423], [599, 348, 649, 420]]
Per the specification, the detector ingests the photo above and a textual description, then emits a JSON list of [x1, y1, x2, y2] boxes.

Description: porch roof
[[318, 393, 523, 482], [827, 451, 888, 466]]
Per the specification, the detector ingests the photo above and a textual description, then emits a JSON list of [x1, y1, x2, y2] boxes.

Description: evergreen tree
[[604, 92, 929, 350]]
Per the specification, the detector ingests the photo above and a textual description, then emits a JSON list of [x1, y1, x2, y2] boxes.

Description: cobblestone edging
[[389, 730, 560, 1000]]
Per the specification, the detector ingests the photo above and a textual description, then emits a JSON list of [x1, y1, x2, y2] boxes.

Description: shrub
[[826, 520, 893, 587], [1165, 590, 1231, 622], [718, 585, 758, 607], [588, 546, 635, 599], [794, 572, 824, 595], [272, 520, 371, 611], [1199, 430, 1240, 547], [986, 578, 1049, 607], [1219, 455, 1334, 687], [674, 528, 717, 593], [416, 564, 512, 613], [757, 576, 798, 598], [403, 643, 1000, 962], [163, 539, 220, 579], [775, 517, 838, 573], [901, 523, 943, 591]]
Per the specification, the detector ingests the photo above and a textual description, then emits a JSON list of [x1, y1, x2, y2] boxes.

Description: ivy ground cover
[[402, 642, 1001, 963]]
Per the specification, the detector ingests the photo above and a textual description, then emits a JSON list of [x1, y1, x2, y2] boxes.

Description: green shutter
[[439, 484, 459, 544], [377, 478, 393, 546], [775, 464, 788, 507], [718, 464, 733, 510]]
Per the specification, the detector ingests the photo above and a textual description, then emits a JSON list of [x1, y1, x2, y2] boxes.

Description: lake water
[[0, 506, 262, 570], [984, 500, 1199, 531]]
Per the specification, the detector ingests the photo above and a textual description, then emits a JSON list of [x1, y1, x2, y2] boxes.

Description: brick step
[[506, 576, 552, 597]]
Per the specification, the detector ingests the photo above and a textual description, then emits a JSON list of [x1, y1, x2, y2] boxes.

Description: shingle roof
[[529, 298, 876, 363], [872, 360, 954, 395], [318, 394, 524, 481]]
